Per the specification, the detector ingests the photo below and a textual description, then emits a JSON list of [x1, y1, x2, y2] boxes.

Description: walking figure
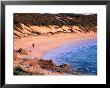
[[32, 43, 34, 48]]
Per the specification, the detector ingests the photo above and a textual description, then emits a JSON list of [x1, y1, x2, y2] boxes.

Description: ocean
[[43, 39, 97, 75]]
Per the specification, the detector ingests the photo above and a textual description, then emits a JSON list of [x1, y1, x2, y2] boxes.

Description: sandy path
[[14, 32, 97, 59]]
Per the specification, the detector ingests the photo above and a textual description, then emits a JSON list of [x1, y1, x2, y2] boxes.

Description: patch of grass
[[14, 66, 32, 75], [14, 66, 44, 75]]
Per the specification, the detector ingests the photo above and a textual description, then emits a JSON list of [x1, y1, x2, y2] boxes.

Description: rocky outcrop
[[38, 59, 56, 69], [14, 48, 80, 75], [16, 48, 28, 55], [38, 59, 73, 74]]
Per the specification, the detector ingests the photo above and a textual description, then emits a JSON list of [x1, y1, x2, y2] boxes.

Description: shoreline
[[14, 32, 97, 59], [42, 37, 97, 75], [14, 32, 97, 75], [42, 38, 97, 63], [42, 35, 97, 60]]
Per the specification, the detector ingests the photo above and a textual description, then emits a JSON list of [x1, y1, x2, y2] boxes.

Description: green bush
[[14, 66, 44, 75], [14, 66, 32, 75]]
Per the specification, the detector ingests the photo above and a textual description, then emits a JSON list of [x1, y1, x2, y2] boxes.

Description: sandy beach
[[14, 32, 96, 60]]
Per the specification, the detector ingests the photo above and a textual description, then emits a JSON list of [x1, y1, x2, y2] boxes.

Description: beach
[[14, 32, 96, 59]]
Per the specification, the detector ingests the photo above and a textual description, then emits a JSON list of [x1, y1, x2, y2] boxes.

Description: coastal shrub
[[13, 66, 30, 75], [14, 13, 97, 32], [14, 66, 44, 75]]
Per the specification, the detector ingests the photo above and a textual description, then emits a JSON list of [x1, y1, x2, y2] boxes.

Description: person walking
[[32, 43, 34, 48]]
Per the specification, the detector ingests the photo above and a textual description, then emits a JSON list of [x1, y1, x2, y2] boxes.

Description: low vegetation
[[14, 13, 97, 31], [14, 66, 44, 75]]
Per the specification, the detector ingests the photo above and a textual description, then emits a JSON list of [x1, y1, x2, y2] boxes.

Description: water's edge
[[42, 39, 97, 75]]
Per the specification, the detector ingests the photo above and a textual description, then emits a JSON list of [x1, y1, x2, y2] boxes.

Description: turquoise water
[[43, 39, 97, 75]]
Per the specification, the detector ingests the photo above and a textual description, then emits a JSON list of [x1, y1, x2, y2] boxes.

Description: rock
[[60, 64, 70, 69], [17, 48, 28, 55], [38, 59, 71, 73], [38, 59, 56, 70]]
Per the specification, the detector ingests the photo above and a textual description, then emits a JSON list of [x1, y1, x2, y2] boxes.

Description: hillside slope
[[14, 13, 97, 38]]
